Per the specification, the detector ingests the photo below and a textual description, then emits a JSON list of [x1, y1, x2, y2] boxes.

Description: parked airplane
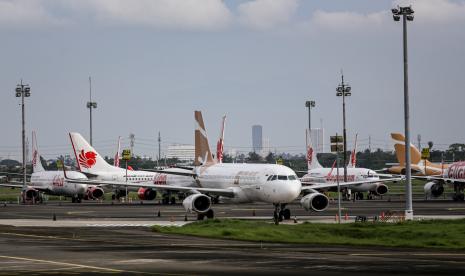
[[301, 130, 396, 200], [64, 111, 400, 223], [69, 132, 195, 203], [388, 133, 447, 176], [0, 132, 103, 203], [414, 161, 465, 201]]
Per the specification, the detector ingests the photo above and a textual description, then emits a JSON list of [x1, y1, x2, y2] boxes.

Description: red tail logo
[[216, 139, 224, 163], [32, 150, 37, 167], [306, 147, 313, 164], [78, 150, 97, 169]]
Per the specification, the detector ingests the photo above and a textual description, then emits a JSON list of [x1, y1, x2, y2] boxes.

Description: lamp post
[[15, 80, 31, 192], [336, 74, 351, 182], [305, 100, 316, 136], [86, 77, 97, 146], [392, 5, 414, 220]]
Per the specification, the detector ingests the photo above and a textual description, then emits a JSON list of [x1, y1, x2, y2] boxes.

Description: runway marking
[[0, 255, 191, 275], [0, 255, 123, 273], [66, 211, 95, 215], [351, 253, 465, 257]]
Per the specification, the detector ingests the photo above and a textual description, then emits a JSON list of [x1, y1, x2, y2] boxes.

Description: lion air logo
[[306, 147, 313, 164], [32, 150, 37, 167], [78, 150, 97, 169]]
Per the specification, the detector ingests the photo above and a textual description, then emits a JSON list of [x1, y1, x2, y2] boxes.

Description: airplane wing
[[63, 177, 235, 197], [301, 177, 404, 191], [412, 175, 465, 184], [0, 182, 51, 192]]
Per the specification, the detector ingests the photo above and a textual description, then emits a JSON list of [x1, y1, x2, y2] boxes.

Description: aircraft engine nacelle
[[424, 181, 444, 198], [371, 183, 389, 196], [137, 187, 157, 201], [22, 188, 39, 200], [300, 192, 329, 212], [86, 186, 104, 199], [182, 194, 211, 214]]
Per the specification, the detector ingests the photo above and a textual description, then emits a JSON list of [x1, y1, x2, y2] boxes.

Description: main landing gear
[[196, 209, 215, 220], [273, 204, 291, 225], [71, 195, 82, 203], [452, 184, 465, 201]]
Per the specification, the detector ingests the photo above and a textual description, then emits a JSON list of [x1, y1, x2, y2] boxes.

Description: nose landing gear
[[273, 204, 291, 225]]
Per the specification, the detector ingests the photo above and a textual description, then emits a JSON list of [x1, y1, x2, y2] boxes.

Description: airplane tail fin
[[347, 133, 358, 168], [114, 136, 121, 167], [31, 131, 45, 173], [69, 132, 119, 174], [391, 133, 421, 165], [194, 111, 215, 166], [216, 115, 226, 163], [306, 129, 322, 170]]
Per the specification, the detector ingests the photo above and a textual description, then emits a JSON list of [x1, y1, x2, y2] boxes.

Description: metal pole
[[308, 106, 311, 134], [21, 81, 26, 191], [342, 75, 347, 183], [89, 77, 93, 146], [336, 134, 341, 224], [125, 160, 128, 203], [402, 14, 413, 220]]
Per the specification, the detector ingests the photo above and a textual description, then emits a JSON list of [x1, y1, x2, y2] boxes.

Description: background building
[[252, 125, 263, 153], [310, 128, 325, 153], [166, 144, 195, 162]]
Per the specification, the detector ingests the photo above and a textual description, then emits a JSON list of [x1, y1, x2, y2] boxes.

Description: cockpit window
[[288, 175, 297, 180], [278, 175, 287, 180], [267, 175, 273, 181], [270, 175, 277, 181]]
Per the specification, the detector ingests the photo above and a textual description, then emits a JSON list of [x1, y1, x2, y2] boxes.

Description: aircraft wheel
[[77, 197, 82, 203], [459, 194, 465, 201], [162, 197, 169, 205], [197, 213, 205, 221], [206, 209, 214, 219], [112, 194, 116, 200], [71, 197, 76, 203], [282, 209, 291, 220], [170, 196, 176, 205]]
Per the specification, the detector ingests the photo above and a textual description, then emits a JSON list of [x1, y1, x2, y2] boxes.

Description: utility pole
[[368, 135, 372, 153], [86, 77, 97, 146], [15, 80, 31, 193], [392, 5, 414, 220], [158, 131, 161, 162], [336, 72, 352, 182], [305, 100, 316, 137], [129, 133, 135, 155], [417, 134, 421, 150]]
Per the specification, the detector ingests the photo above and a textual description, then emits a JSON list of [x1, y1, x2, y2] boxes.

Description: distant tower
[[252, 125, 263, 153], [129, 133, 135, 154], [158, 131, 161, 161], [417, 134, 421, 150]]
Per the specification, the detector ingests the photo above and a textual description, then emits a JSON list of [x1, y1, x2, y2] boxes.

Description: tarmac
[[0, 199, 464, 275]]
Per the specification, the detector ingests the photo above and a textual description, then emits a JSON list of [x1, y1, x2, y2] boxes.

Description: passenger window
[[278, 175, 287, 180]]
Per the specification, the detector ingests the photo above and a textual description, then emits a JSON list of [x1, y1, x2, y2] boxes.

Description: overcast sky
[[1, 0, 464, 160]]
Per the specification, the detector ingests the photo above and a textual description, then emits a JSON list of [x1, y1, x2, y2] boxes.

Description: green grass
[[153, 219, 465, 249]]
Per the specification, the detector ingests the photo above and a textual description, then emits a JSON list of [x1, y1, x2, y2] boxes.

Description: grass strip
[[153, 219, 465, 249]]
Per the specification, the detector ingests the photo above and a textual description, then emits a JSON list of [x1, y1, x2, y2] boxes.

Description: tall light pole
[[15, 80, 31, 191], [392, 5, 414, 220], [305, 100, 316, 136], [86, 76, 97, 146], [336, 73, 351, 182]]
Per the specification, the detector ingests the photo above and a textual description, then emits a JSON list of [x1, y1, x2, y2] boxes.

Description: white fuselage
[[302, 167, 381, 192], [29, 171, 88, 197], [195, 163, 301, 204], [88, 167, 196, 191]]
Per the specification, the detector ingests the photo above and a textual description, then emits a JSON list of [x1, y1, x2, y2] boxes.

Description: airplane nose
[[281, 180, 301, 202]]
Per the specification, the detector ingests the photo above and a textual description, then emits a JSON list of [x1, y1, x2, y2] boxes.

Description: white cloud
[[0, 0, 64, 28], [237, 0, 299, 30], [71, 0, 233, 31], [311, 9, 387, 31]]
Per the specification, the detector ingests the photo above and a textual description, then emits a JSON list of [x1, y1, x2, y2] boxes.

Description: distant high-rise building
[[310, 128, 325, 153], [252, 125, 263, 153], [166, 144, 195, 162]]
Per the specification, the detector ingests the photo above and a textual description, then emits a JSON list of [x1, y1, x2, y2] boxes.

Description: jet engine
[[300, 192, 329, 212], [137, 187, 157, 201], [86, 186, 104, 199], [22, 188, 39, 200], [372, 183, 389, 196], [182, 194, 211, 213], [424, 181, 444, 198]]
